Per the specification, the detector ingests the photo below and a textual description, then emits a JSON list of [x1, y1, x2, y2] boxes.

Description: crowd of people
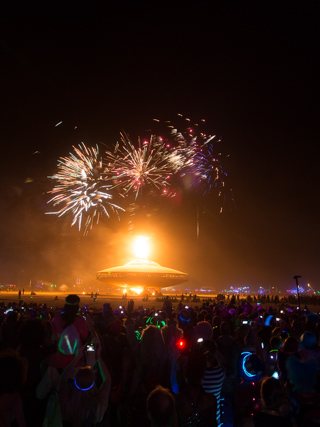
[[0, 294, 319, 426]]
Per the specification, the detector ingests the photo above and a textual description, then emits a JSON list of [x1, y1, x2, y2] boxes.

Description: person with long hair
[[254, 377, 291, 427], [147, 385, 176, 427]]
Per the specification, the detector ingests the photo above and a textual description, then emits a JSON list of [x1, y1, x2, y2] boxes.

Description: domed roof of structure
[[96, 259, 188, 288]]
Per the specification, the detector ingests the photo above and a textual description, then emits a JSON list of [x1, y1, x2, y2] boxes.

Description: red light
[[177, 339, 186, 349]]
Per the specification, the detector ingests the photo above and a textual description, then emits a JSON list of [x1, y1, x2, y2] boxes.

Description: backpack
[[180, 391, 209, 427], [180, 411, 209, 427], [58, 323, 81, 355]]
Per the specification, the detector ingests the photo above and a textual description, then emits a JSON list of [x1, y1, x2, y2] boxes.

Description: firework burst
[[151, 115, 231, 207], [181, 135, 226, 195], [105, 132, 175, 199], [47, 143, 125, 234]]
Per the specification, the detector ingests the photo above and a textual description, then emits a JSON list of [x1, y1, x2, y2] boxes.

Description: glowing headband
[[74, 378, 95, 391]]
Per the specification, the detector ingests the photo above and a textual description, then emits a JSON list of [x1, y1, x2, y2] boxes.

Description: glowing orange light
[[130, 287, 143, 295], [133, 236, 150, 260]]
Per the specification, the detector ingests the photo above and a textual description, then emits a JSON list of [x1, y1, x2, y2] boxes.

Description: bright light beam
[[133, 236, 150, 260]]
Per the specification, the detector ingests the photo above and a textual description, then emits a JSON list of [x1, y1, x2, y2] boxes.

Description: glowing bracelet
[[74, 378, 95, 391]]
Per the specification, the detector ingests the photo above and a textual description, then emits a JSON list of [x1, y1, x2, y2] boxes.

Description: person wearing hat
[[299, 331, 320, 373], [50, 294, 88, 370]]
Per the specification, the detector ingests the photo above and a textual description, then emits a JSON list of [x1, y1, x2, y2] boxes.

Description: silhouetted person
[[147, 385, 176, 427], [175, 348, 217, 426]]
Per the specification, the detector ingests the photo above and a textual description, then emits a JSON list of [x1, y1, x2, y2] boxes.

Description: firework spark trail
[[151, 115, 229, 201], [47, 143, 125, 234], [105, 132, 176, 199], [184, 136, 226, 195], [47, 115, 232, 234]]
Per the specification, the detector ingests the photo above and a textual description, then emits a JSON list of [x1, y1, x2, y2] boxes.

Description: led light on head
[[177, 339, 186, 350]]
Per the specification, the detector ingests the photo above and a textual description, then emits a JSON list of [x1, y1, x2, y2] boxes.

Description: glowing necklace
[[74, 379, 95, 391]]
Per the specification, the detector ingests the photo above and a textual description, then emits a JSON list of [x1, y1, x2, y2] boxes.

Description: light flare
[[133, 236, 150, 260]]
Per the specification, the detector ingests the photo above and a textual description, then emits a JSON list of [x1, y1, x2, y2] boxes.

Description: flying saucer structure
[[96, 259, 189, 289]]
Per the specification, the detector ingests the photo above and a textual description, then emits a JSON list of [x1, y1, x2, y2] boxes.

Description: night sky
[[0, 2, 319, 292]]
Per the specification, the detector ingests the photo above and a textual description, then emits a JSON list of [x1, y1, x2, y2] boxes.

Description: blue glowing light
[[242, 352, 255, 378], [74, 379, 95, 391]]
